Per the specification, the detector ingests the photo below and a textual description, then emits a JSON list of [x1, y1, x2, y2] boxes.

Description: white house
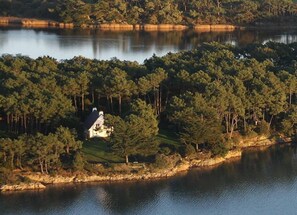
[[84, 108, 112, 138]]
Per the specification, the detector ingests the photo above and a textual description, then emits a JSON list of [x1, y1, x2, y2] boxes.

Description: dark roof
[[84, 110, 99, 129]]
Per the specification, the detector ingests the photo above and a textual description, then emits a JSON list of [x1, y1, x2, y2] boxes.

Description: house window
[[95, 124, 101, 131]]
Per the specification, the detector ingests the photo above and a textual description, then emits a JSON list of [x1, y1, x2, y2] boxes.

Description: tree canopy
[[1, 0, 297, 26], [1, 42, 297, 175]]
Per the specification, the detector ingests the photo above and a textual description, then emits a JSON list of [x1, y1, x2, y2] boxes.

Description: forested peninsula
[[1, 0, 297, 28], [0, 42, 297, 190]]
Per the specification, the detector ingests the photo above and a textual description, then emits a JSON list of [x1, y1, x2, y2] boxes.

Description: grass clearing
[[82, 129, 181, 164], [82, 138, 124, 163], [157, 129, 181, 148]]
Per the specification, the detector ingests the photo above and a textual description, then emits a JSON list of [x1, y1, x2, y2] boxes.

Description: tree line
[[1, 0, 297, 26], [1, 42, 297, 175], [0, 127, 83, 175]]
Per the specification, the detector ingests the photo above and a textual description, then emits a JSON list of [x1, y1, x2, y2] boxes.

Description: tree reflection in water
[[1, 27, 297, 62], [1, 145, 297, 215]]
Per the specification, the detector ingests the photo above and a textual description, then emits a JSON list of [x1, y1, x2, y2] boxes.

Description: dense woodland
[[1, 42, 297, 180], [1, 0, 297, 26]]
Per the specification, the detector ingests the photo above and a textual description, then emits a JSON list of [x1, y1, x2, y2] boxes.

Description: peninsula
[[1, 42, 297, 191]]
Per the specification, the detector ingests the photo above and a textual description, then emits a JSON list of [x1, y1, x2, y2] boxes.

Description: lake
[[1, 27, 297, 63], [1, 145, 297, 215]]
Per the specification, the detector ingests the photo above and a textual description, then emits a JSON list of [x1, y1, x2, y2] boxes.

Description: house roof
[[84, 110, 100, 129]]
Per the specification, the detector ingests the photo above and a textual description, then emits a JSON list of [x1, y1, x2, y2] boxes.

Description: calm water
[[1, 145, 297, 215], [1, 27, 297, 63]]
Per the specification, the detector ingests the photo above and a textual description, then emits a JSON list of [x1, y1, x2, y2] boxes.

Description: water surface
[[1, 27, 297, 62], [1, 145, 297, 215]]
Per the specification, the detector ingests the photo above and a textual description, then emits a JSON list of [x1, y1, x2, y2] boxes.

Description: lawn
[[82, 129, 181, 164], [157, 129, 180, 148], [82, 138, 124, 163]]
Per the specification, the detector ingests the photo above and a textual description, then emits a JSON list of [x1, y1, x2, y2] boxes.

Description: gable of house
[[88, 115, 104, 131], [84, 110, 100, 130]]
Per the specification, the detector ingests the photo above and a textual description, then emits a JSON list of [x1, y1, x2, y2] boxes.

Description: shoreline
[[0, 135, 288, 193], [0, 17, 239, 32], [1, 16, 296, 32]]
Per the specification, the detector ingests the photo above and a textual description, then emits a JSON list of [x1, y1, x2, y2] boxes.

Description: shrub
[[0, 167, 18, 185], [256, 121, 270, 136], [84, 163, 97, 173], [153, 153, 181, 170], [153, 154, 171, 169], [185, 144, 196, 156], [72, 152, 85, 171], [210, 141, 228, 157], [159, 147, 171, 156]]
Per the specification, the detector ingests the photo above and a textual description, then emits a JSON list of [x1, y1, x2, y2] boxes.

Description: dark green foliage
[[55, 126, 82, 155], [256, 121, 271, 136], [184, 144, 196, 157], [210, 141, 228, 157], [106, 99, 159, 163], [153, 153, 181, 169], [169, 92, 223, 154], [159, 147, 171, 156], [153, 153, 171, 169], [1, 41, 297, 172], [282, 106, 297, 137], [0, 0, 57, 19], [0, 127, 81, 174], [56, 0, 91, 26], [1, 0, 297, 26], [0, 167, 16, 185], [72, 152, 85, 171]]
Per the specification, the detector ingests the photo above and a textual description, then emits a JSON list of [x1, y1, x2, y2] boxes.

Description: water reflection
[[1, 27, 297, 62], [1, 145, 297, 215], [0, 185, 84, 215]]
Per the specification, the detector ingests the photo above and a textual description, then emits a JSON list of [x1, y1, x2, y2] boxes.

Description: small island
[[0, 42, 296, 191]]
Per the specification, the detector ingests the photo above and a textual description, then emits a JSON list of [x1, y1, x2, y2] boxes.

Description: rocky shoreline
[[1, 135, 285, 193], [2, 16, 297, 32], [0, 182, 46, 192], [0, 17, 241, 31], [23, 149, 241, 183], [0, 17, 73, 28]]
